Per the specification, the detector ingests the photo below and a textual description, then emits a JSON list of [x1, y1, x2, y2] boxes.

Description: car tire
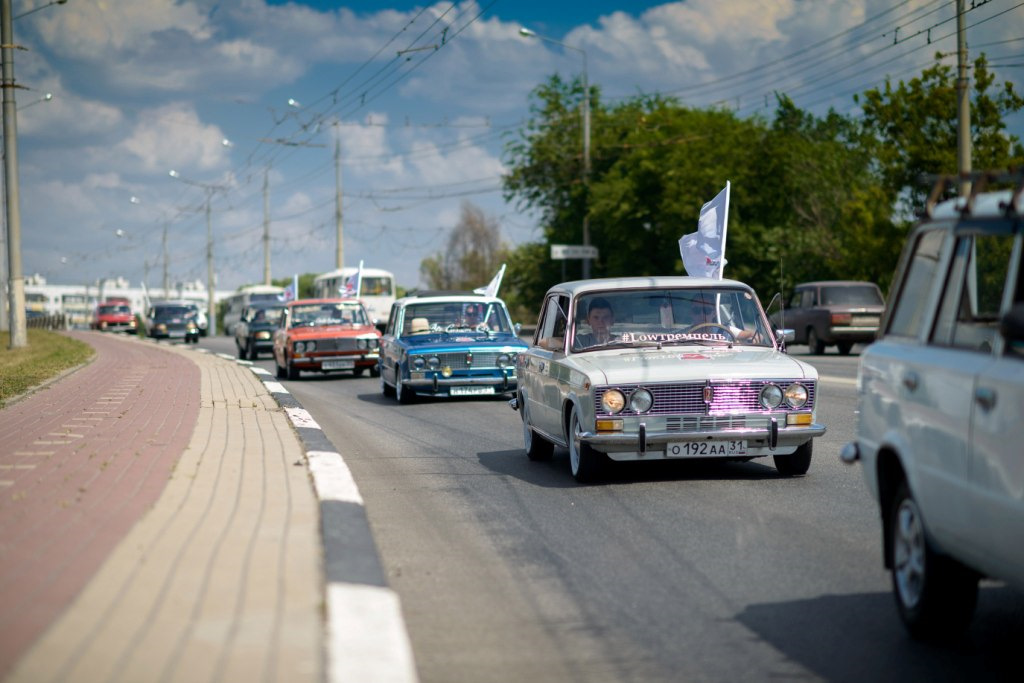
[[396, 376, 416, 404], [521, 397, 553, 461], [370, 365, 380, 378], [237, 341, 246, 359], [352, 367, 366, 378], [381, 365, 396, 397], [837, 341, 854, 356], [247, 340, 259, 360], [569, 407, 605, 482], [807, 327, 825, 355], [287, 357, 300, 381], [774, 441, 812, 476], [276, 356, 286, 379], [890, 481, 978, 640]]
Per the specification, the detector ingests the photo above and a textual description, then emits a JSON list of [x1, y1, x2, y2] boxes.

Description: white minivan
[[842, 175, 1024, 640]]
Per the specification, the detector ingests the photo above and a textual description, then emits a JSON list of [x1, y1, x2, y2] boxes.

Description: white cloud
[[116, 103, 231, 173]]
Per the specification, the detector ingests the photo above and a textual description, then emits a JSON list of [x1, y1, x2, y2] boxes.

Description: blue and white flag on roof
[[342, 260, 363, 297], [281, 273, 299, 302], [679, 181, 730, 279], [474, 263, 505, 298]]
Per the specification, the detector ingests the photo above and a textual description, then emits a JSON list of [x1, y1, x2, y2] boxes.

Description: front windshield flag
[[473, 263, 506, 298], [679, 181, 730, 279]]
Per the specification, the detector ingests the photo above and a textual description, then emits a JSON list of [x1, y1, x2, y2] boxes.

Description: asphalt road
[[201, 336, 1023, 683]]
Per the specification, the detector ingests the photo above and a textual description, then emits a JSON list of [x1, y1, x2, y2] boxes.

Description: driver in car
[[573, 297, 616, 350]]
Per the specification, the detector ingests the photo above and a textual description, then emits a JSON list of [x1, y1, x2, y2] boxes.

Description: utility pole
[[204, 195, 215, 336], [263, 165, 271, 284], [334, 127, 344, 270], [2, 0, 26, 347], [956, 0, 971, 197], [581, 56, 591, 279], [162, 223, 169, 298]]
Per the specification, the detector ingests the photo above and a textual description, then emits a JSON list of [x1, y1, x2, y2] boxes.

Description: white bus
[[221, 284, 286, 334], [312, 266, 396, 327]]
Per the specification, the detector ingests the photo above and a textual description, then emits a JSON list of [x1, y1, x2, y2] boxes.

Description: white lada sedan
[[512, 276, 826, 482]]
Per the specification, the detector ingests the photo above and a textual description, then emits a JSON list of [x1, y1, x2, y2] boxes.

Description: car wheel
[[275, 354, 286, 379], [287, 357, 300, 381], [521, 397, 553, 461], [370, 365, 380, 378], [837, 341, 854, 356], [774, 441, 812, 476], [807, 327, 825, 355], [381, 365, 395, 397], [396, 375, 416, 404], [569, 407, 605, 482], [890, 481, 978, 640], [247, 340, 259, 360], [237, 341, 246, 359], [352, 367, 366, 378]]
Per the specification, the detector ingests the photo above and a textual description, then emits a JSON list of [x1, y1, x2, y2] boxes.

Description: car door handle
[[902, 371, 919, 391], [975, 387, 997, 411]]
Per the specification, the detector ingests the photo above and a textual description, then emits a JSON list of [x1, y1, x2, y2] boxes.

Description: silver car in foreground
[[513, 276, 826, 482]]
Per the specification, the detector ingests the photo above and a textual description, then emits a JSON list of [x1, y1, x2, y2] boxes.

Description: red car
[[91, 301, 136, 332], [272, 298, 381, 380]]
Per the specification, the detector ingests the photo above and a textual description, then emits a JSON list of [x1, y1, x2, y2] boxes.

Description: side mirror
[[514, 322, 522, 335], [999, 303, 1024, 343], [778, 328, 795, 343]]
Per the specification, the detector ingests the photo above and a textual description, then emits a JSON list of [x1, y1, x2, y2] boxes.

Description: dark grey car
[[772, 280, 884, 355]]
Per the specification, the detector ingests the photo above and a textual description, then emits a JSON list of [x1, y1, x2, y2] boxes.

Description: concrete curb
[[206, 351, 419, 683]]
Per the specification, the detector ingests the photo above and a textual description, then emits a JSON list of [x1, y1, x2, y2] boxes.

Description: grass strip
[[0, 329, 94, 407]]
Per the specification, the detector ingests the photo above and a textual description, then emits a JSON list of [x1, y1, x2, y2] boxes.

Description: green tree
[[856, 54, 1024, 206], [420, 202, 507, 291]]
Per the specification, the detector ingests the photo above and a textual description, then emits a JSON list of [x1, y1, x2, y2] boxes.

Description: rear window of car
[[820, 285, 883, 306]]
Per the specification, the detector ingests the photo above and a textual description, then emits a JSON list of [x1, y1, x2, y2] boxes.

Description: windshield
[[153, 306, 194, 321], [98, 305, 131, 315], [401, 300, 512, 335], [249, 305, 284, 323], [571, 288, 773, 351], [290, 302, 368, 327]]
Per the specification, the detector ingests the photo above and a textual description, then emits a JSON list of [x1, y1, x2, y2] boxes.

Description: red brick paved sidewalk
[[0, 331, 200, 678]]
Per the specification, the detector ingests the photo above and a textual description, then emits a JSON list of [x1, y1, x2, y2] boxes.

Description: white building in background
[[23, 274, 233, 329]]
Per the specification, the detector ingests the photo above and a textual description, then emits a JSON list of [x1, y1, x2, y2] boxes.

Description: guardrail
[[25, 314, 69, 330]]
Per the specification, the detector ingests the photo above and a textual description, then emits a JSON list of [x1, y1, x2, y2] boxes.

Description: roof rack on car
[[922, 169, 1024, 218]]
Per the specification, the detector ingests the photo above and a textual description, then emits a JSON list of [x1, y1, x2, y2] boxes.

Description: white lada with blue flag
[[378, 293, 529, 404], [512, 276, 826, 482]]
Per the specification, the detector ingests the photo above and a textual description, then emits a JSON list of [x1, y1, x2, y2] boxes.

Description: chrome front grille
[[594, 380, 817, 416], [423, 351, 502, 370]]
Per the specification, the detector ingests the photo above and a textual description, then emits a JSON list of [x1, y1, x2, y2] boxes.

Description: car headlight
[[497, 353, 511, 368], [427, 356, 440, 369], [186, 322, 197, 331], [629, 388, 654, 413], [784, 383, 808, 409], [306, 340, 316, 352], [256, 331, 271, 340], [155, 323, 167, 332], [368, 338, 379, 349], [601, 389, 626, 414], [759, 383, 783, 409], [412, 357, 425, 370], [294, 341, 305, 353]]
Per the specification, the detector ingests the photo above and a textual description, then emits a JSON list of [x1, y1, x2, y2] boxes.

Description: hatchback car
[[272, 298, 381, 379], [841, 179, 1024, 639], [514, 276, 825, 482], [772, 280, 885, 355], [146, 302, 200, 343], [378, 294, 528, 403]]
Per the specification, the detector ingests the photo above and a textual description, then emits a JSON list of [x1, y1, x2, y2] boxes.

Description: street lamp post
[[520, 27, 591, 278], [169, 170, 223, 336]]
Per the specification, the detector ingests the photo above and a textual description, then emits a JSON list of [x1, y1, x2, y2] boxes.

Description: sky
[[4, 0, 1023, 294]]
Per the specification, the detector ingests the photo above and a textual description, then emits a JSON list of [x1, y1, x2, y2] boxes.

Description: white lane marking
[[263, 381, 288, 395], [818, 374, 857, 387], [285, 406, 321, 430], [327, 584, 419, 683], [249, 367, 272, 376], [306, 451, 363, 505]]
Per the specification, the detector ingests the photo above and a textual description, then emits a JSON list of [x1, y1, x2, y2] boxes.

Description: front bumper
[[581, 420, 826, 460], [405, 373, 517, 393], [292, 352, 378, 370]]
